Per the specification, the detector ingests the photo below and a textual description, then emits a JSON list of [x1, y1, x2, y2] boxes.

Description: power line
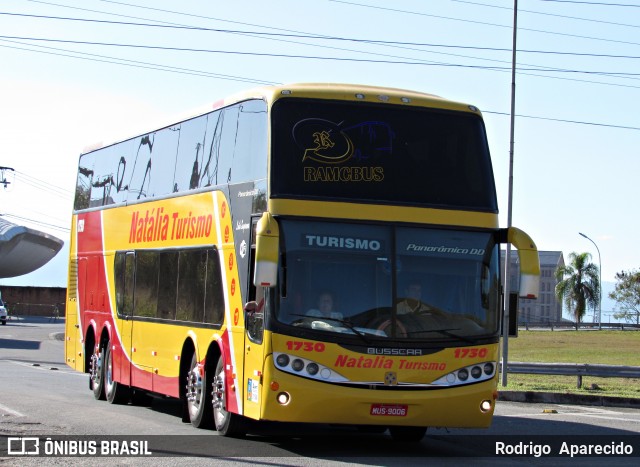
[[3, 16, 640, 60], [4, 3, 639, 131], [6, 8, 640, 50], [328, 0, 640, 47], [0, 213, 69, 233], [535, 0, 640, 7], [4, 36, 640, 93], [14, 170, 73, 199], [2, 40, 636, 131], [4, 9, 640, 91], [0, 39, 276, 85], [451, 0, 640, 28], [3, 34, 640, 78], [483, 110, 640, 131], [3, 8, 639, 86]]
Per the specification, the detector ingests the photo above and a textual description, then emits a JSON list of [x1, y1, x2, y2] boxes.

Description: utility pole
[[1, 166, 15, 190], [501, 0, 518, 387]]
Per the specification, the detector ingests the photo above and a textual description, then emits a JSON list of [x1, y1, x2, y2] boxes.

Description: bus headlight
[[291, 359, 304, 372], [272, 352, 348, 383], [275, 354, 290, 367], [306, 363, 319, 376], [431, 361, 497, 387]]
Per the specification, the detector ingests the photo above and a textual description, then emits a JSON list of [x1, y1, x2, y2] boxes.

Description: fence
[[3, 302, 64, 321], [504, 361, 640, 389], [520, 322, 640, 331]]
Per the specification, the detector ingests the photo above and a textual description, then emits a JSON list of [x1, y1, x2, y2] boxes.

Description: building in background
[[503, 250, 565, 323], [0, 217, 64, 278]]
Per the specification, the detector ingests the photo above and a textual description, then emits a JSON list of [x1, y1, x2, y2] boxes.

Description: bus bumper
[[259, 363, 497, 428]]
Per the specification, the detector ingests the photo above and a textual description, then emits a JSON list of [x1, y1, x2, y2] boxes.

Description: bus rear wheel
[[212, 357, 246, 437], [104, 343, 131, 404], [388, 426, 427, 442], [186, 353, 213, 428]]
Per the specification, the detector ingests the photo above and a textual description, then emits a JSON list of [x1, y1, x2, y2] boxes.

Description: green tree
[[555, 252, 600, 324], [609, 269, 640, 324]]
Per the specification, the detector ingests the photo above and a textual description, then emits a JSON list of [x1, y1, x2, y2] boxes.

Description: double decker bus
[[65, 83, 539, 441]]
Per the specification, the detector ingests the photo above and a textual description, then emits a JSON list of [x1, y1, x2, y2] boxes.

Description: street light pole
[[501, 0, 519, 388], [579, 232, 602, 330]]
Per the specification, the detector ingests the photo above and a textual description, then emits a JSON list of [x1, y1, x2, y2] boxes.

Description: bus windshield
[[275, 220, 500, 342], [271, 99, 497, 211]]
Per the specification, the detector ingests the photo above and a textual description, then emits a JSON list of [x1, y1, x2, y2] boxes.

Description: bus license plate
[[370, 404, 408, 417]]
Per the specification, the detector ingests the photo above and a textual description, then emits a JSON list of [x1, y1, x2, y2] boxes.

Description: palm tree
[[555, 252, 600, 325]]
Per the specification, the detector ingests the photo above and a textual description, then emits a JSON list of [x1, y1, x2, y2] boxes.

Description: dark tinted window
[[134, 251, 159, 318], [75, 99, 268, 210], [271, 99, 497, 211], [114, 247, 225, 325]]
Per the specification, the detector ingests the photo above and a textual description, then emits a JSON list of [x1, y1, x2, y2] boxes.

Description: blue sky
[[1, 1, 638, 320]]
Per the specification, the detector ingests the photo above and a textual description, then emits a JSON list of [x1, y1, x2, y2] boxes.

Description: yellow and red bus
[[65, 83, 539, 441]]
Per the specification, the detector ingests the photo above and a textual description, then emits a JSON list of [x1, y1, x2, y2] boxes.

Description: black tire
[[104, 344, 131, 404], [186, 353, 213, 428], [388, 426, 427, 442], [212, 357, 246, 437], [91, 345, 106, 401], [1, 319, 6, 325]]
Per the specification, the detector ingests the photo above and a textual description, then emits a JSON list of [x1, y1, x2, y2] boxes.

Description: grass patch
[[502, 330, 640, 398]]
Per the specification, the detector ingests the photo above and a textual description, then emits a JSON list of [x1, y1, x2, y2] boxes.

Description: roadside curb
[[499, 390, 640, 409]]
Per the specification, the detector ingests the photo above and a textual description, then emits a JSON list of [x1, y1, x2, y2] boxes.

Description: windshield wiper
[[324, 317, 374, 344], [288, 314, 373, 345]]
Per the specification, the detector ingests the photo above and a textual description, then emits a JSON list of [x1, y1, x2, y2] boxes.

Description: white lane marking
[[0, 402, 25, 417], [4, 359, 85, 376], [500, 405, 640, 424]]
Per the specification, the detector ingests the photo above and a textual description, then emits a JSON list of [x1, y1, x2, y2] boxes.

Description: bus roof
[[81, 83, 482, 155]]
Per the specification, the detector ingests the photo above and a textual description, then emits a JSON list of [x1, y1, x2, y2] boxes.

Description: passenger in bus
[[307, 291, 343, 320], [397, 281, 432, 314]]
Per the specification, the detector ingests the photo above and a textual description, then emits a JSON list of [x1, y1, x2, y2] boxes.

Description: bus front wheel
[[212, 357, 246, 437], [104, 343, 131, 404]]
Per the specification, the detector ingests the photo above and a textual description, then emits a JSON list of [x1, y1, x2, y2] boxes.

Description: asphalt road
[[1, 317, 639, 466]]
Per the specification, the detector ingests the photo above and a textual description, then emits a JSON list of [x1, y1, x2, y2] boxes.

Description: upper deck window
[[271, 99, 497, 212], [74, 99, 267, 211]]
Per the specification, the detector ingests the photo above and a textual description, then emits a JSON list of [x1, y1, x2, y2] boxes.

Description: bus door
[[115, 251, 135, 387], [65, 257, 85, 372], [242, 217, 267, 419]]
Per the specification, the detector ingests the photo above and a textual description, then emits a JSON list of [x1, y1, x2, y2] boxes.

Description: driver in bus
[[307, 291, 343, 320], [397, 281, 432, 314]]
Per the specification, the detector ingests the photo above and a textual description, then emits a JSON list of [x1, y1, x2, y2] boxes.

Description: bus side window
[[114, 251, 135, 317]]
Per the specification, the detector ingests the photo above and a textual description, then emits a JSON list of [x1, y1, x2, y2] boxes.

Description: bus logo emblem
[[384, 371, 397, 386]]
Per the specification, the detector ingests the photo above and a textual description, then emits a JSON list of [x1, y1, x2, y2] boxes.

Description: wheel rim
[[212, 366, 228, 428], [105, 349, 114, 396], [186, 357, 203, 418], [91, 350, 102, 388]]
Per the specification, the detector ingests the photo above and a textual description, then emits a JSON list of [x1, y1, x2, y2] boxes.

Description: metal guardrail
[[504, 361, 640, 389], [520, 322, 640, 331]]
